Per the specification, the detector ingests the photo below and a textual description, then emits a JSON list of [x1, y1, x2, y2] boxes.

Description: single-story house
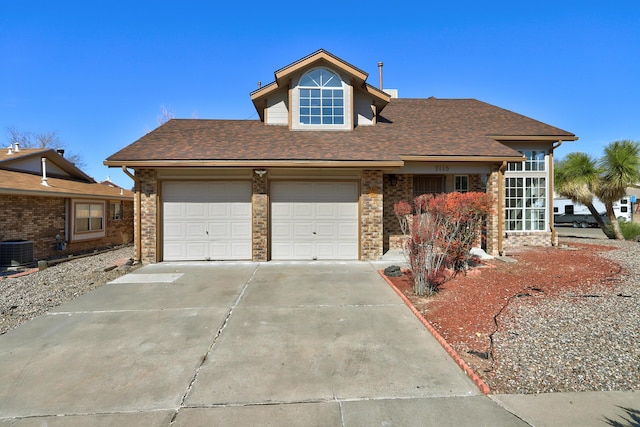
[[104, 49, 577, 264], [0, 145, 134, 265]]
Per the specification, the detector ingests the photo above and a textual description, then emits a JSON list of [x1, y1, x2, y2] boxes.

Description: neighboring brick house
[[0, 146, 134, 264], [105, 49, 576, 264]]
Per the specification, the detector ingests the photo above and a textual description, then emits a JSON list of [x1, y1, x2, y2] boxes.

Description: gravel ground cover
[[491, 238, 640, 394], [386, 237, 640, 394], [0, 246, 138, 335]]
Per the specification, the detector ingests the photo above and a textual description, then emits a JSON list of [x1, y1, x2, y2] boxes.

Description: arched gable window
[[299, 68, 344, 125]]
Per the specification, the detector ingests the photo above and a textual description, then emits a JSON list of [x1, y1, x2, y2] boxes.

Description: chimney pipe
[[378, 62, 384, 90], [7, 145, 13, 155], [258, 81, 262, 89], [41, 157, 49, 186], [57, 149, 65, 157], [14, 142, 20, 152]]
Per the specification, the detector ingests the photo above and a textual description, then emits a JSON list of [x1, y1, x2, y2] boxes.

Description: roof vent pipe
[[41, 157, 49, 186], [258, 81, 262, 89], [7, 145, 13, 155], [14, 142, 20, 152], [378, 62, 384, 90]]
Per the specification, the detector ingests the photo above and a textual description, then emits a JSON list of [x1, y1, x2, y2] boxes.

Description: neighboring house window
[[505, 149, 548, 231], [299, 68, 344, 125], [75, 202, 105, 233], [454, 175, 469, 192], [110, 201, 123, 220]]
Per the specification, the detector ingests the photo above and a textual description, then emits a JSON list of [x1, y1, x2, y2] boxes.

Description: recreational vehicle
[[553, 197, 632, 228]]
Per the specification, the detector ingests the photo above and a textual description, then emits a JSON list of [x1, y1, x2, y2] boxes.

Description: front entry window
[[413, 176, 444, 198]]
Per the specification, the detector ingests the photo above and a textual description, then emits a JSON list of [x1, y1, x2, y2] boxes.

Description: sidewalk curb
[[379, 270, 492, 395]]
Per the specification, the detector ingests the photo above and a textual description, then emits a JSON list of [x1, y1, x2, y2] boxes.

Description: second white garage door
[[162, 181, 252, 261], [271, 181, 359, 260]]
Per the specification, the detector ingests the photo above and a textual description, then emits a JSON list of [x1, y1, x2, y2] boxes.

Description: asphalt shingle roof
[[0, 169, 133, 199], [105, 98, 576, 164]]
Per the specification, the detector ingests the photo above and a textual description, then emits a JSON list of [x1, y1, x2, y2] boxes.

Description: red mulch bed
[[384, 242, 623, 388]]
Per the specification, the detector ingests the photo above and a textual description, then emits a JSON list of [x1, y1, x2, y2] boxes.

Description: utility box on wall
[[0, 240, 34, 267]]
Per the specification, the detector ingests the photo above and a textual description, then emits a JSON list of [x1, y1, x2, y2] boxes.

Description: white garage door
[[162, 181, 252, 261], [271, 181, 359, 260]]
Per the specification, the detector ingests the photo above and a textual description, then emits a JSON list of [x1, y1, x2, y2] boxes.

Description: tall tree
[[5, 127, 85, 169], [555, 140, 640, 240], [554, 152, 612, 236], [595, 140, 640, 239]]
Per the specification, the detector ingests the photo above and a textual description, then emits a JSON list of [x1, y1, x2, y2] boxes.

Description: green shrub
[[618, 220, 640, 241]]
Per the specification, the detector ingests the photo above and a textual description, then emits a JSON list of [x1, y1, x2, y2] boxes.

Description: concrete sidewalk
[[0, 262, 637, 426]]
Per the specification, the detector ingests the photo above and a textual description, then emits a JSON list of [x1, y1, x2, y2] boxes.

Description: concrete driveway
[[0, 261, 529, 426]]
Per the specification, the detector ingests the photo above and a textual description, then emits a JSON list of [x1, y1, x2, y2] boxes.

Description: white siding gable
[[354, 93, 375, 126], [265, 92, 289, 125]]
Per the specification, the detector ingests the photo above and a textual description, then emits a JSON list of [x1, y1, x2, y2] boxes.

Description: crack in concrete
[[168, 264, 261, 426]]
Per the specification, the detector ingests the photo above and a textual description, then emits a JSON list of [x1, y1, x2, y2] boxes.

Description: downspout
[[121, 166, 141, 262], [549, 140, 562, 246], [498, 161, 507, 256]]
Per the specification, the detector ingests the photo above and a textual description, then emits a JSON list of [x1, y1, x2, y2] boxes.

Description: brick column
[[252, 171, 269, 262], [136, 169, 158, 264], [361, 170, 383, 260], [383, 174, 412, 251], [485, 167, 501, 256]]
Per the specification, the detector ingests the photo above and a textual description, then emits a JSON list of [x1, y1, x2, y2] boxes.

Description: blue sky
[[2, 1, 639, 187]]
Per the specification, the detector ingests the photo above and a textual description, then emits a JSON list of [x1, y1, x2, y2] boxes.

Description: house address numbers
[[434, 165, 450, 172]]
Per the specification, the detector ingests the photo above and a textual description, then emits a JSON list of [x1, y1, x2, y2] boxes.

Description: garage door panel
[[271, 203, 292, 217], [163, 242, 185, 259], [185, 223, 208, 239], [315, 222, 338, 238], [164, 203, 186, 219], [230, 241, 252, 258], [338, 223, 359, 238], [271, 181, 358, 260], [164, 222, 185, 239], [292, 203, 313, 218], [292, 223, 314, 239], [337, 243, 359, 258], [271, 222, 292, 238], [185, 242, 207, 258], [230, 221, 251, 238], [185, 203, 208, 218], [231, 203, 251, 216], [209, 242, 249, 260], [207, 204, 229, 216], [162, 181, 251, 261], [338, 203, 358, 217]]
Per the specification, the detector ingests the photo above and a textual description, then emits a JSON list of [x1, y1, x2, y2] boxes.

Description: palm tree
[[554, 152, 613, 236], [596, 140, 640, 239]]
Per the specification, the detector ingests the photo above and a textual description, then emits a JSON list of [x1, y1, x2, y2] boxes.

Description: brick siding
[[252, 171, 268, 261], [360, 170, 383, 260], [503, 231, 553, 251], [0, 194, 133, 262], [383, 174, 412, 252], [484, 168, 501, 256], [136, 169, 159, 264]]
